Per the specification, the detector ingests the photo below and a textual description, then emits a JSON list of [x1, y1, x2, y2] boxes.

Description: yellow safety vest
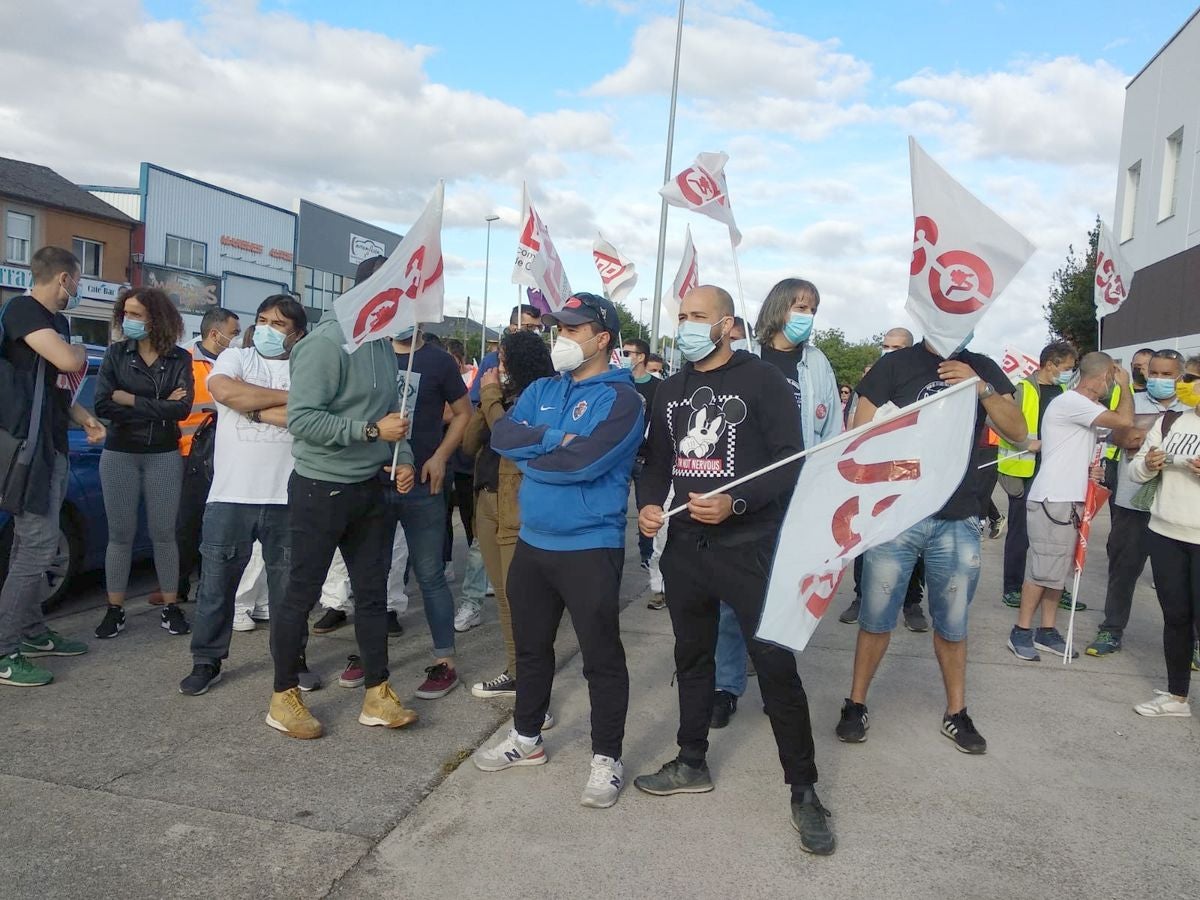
[[996, 377, 1064, 478], [1103, 385, 1123, 461]]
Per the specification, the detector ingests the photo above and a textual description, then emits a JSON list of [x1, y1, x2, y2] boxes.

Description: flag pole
[[649, 0, 686, 355], [1063, 567, 1083, 665], [390, 324, 422, 474], [729, 231, 749, 331], [661, 377, 980, 518]]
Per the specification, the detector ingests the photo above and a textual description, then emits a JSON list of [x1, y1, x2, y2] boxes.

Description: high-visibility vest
[[996, 377, 1064, 477], [179, 345, 215, 457], [1103, 385, 1123, 461]]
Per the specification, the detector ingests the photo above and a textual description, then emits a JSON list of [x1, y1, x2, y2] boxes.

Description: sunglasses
[[1182, 373, 1200, 383]]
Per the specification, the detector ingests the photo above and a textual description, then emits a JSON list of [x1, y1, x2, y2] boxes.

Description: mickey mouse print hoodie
[[640, 349, 804, 544]]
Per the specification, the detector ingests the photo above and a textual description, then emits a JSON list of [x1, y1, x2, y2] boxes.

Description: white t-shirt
[[207, 347, 293, 504], [1028, 389, 1106, 503]]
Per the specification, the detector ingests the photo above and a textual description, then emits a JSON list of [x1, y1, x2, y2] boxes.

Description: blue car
[[0, 346, 152, 612]]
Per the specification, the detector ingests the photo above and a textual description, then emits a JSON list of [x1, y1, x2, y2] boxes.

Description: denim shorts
[[859, 516, 983, 641]]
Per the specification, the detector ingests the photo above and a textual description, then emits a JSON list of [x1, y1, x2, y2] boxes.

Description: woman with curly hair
[[462, 329, 553, 700], [93, 288, 194, 639]]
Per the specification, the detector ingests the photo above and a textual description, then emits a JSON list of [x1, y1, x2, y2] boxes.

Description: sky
[[4, 0, 1198, 358]]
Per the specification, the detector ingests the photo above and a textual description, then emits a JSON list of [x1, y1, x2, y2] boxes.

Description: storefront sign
[[79, 278, 127, 302], [220, 234, 264, 254], [0, 264, 33, 291], [350, 233, 386, 265], [269, 248, 294, 262], [143, 264, 221, 314]]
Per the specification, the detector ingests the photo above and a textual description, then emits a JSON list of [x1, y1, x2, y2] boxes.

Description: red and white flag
[[906, 138, 1035, 358], [334, 181, 444, 351], [1095, 219, 1134, 318], [1000, 345, 1040, 381], [662, 226, 699, 323], [592, 233, 638, 305], [756, 379, 979, 652], [660, 152, 742, 247], [56, 361, 87, 404], [512, 184, 572, 311]]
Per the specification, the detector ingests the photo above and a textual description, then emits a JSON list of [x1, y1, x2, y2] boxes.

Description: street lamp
[[481, 214, 500, 357]]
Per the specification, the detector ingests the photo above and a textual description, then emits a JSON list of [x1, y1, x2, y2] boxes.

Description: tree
[[812, 328, 882, 387], [1044, 218, 1099, 354]]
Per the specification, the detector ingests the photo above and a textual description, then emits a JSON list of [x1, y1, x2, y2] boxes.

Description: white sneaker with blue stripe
[[473, 729, 547, 772], [580, 755, 624, 809]]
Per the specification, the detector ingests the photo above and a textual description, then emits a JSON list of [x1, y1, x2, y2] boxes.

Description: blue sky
[[9, 0, 1200, 356]]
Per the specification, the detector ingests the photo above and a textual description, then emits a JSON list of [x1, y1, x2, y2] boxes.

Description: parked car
[[0, 346, 152, 612]]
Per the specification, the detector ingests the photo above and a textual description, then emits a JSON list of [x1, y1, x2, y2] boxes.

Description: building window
[[1159, 128, 1184, 222], [1120, 161, 1141, 242], [72, 238, 103, 277], [6, 211, 33, 264], [165, 235, 206, 272], [299, 266, 349, 311]]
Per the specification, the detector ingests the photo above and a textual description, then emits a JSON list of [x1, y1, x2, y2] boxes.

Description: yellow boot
[[266, 687, 323, 739], [359, 682, 419, 729]]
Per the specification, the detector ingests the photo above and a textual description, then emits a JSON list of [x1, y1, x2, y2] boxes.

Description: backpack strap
[[1162, 410, 1184, 438]]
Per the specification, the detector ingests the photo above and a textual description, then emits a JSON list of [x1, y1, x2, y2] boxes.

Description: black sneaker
[[95, 605, 126, 639], [790, 786, 836, 856], [179, 662, 222, 695], [835, 698, 868, 743], [296, 654, 322, 692], [837, 599, 860, 624], [387, 611, 404, 636], [633, 758, 714, 796], [312, 608, 347, 634], [470, 671, 517, 698], [710, 690, 738, 729], [903, 605, 929, 633], [941, 708, 987, 754], [161, 604, 190, 635]]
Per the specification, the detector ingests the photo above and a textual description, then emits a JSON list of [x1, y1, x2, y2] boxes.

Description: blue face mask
[[64, 275, 82, 311], [1146, 377, 1178, 401], [1057, 369, 1076, 385], [394, 326, 416, 343], [122, 318, 147, 341], [676, 318, 726, 363], [253, 325, 289, 358], [782, 312, 814, 345]]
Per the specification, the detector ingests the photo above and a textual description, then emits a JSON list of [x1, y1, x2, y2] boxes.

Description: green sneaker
[[1002, 591, 1021, 608], [1058, 588, 1086, 612], [0, 652, 54, 687], [20, 629, 88, 658], [1085, 630, 1121, 657]]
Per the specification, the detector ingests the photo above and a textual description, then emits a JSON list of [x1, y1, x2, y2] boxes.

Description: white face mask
[[551, 335, 598, 373], [730, 338, 750, 353]]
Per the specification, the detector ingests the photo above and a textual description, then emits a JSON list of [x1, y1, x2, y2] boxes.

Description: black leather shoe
[[710, 690, 738, 729]]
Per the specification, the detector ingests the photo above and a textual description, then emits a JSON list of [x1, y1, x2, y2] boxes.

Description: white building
[[1103, 7, 1200, 364]]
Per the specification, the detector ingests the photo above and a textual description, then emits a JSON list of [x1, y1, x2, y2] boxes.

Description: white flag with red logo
[[756, 379, 979, 652], [592, 233, 638, 305], [660, 152, 742, 247], [662, 226, 699, 323], [512, 184, 572, 311], [1095, 219, 1134, 318], [1000, 345, 1040, 381], [334, 181, 444, 351], [906, 138, 1035, 358]]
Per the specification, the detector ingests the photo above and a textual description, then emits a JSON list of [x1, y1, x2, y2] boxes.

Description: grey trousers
[[0, 453, 68, 655], [100, 449, 183, 595]]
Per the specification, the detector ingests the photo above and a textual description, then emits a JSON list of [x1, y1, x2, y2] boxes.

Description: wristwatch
[[248, 409, 262, 424], [364, 421, 381, 442], [731, 497, 747, 516], [979, 383, 996, 401]]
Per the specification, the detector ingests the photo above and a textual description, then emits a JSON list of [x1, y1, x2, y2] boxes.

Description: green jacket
[[287, 319, 412, 483]]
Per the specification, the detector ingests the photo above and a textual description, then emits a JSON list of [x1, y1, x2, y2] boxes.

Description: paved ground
[[3, 497, 1198, 899]]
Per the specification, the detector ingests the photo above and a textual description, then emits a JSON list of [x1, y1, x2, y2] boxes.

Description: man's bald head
[[681, 284, 735, 320], [882, 327, 914, 352]]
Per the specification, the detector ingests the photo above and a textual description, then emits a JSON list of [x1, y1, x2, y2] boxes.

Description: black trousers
[[508, 540, 628, 759], [854, 554, 923, 608], [175, 465, 211, 599], [272, 474, 393, 692], [443, 472, 475, 561], [1002, 478, 1032, 594], [1100, 505, 1152, 636], [1147, 530, 1200, 697], [662, 531, 818, 786]]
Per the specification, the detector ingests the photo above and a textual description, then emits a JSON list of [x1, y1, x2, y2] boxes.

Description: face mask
[[880, 347, 896, 355], [63, 276, 82, 311], [1176, 379, 1200, 408], [122, 318, 147, 341], [1146, 377, 1178, 401], [394, 326, 416, 343], [730, 339, 750, 353], [1057, 369, 1076, 385], [1132, 369, 1147, 388], [782, 312, 814, 345], [619, 353, 633, 370], [676, 317, 727, 363], [253, 325, 289, 358], [551, 335, 596, 373]]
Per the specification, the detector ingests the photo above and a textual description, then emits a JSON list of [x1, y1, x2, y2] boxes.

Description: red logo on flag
[[353, 289, 402, 343], [1095, 253, 1126, 307], [676, 167, 726, 207], [911, 215, 994, 315], [815, 403, 827, 420]]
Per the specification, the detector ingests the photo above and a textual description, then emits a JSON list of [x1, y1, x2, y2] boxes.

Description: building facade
[[1102, 8, 1200, 363]]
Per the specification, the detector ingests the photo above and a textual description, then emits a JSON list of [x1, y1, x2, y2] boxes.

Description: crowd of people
[[3, 244, 1198, 859]]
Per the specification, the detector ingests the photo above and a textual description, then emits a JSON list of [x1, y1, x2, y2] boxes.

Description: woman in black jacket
[[93, 288, 193, 639]]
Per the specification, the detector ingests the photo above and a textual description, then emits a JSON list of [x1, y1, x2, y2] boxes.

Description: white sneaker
[[232, 609, 256, 632], [473, 729, 547, 772], [453, 604, 483, 633], [580, 754, 624, 809], [485, 582, 495, 597], [543, 711, 555, 730], [1134, 693, 1191, 717], [444, 563, 456, 583]]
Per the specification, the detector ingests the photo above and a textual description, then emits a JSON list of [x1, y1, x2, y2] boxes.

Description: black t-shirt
[[1, 295, 71, 454], [854, 343, 1014, 520], [1035, 381, 1061, 434], [761, 345, 804, 414], [393, 341, 468, 497]]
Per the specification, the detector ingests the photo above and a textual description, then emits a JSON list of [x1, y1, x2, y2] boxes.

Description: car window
[[68, 373, 99, 430]]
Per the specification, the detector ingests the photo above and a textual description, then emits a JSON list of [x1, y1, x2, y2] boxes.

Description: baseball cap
[[542, 292, 620, 336]]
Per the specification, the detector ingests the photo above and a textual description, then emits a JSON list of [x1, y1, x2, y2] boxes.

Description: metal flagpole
[[649, 0, 686, 355], [390, 324, 421, 473], [730, 235, 749, 330], [481, 214, 498, 354]]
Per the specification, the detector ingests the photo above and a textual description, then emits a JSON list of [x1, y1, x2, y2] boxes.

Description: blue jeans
[[394, 492, 456, 657], [459, 541, 488, 611], [860, 516, 982, 641], [191, 502, 292, 665], [714, 601, 747, 696]]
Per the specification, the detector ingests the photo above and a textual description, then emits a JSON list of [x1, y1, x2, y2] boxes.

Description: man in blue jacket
[[473, 292, 643, 812]]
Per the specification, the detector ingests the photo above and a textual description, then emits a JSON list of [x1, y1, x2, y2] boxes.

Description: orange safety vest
[[179, 345, 215, 456]]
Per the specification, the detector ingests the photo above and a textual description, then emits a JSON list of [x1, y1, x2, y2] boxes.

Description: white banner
[[1095, 219, 1134, 318], [756, 379, 979, 652], [662, 225, 699, 324], [660, 151, 742, 247], [592, 233, 638, 305], [512, 184, 572, 311], [334, 181, 444, 351], [906, 137, 1035, 358], [1000, 345, 1040, 381]]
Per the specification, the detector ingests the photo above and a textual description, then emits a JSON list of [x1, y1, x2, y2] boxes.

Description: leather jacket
[[94, 339, 194, 453]]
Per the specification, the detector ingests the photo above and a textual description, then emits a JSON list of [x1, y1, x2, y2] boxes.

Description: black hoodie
[[641, 349, 804, 544]]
